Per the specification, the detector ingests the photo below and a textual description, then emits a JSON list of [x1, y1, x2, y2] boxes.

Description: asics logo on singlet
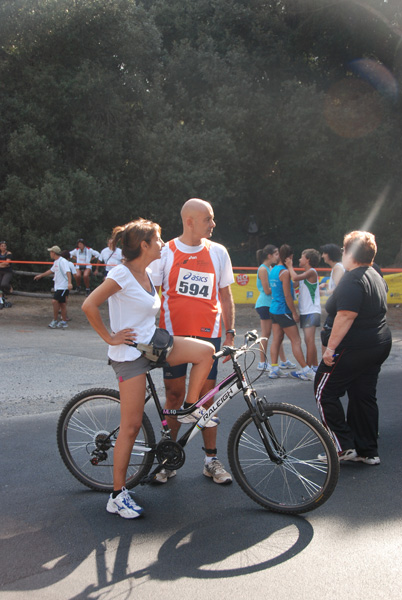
[[183, 272, 208, 282]]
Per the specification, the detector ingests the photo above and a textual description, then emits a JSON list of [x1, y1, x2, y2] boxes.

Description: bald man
[[151, 199, 235, 484]]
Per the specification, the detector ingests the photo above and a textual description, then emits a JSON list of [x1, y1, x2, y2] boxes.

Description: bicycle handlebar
[[213, 330, 260, 361]]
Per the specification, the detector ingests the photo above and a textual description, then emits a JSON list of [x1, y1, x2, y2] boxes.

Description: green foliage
[[0, 0, 401, 278]]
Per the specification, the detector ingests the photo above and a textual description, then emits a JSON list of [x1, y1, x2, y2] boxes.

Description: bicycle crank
[[155, 439, 186, 470]]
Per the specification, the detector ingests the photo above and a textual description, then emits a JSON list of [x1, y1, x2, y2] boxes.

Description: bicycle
[[57, 331, 339, 515]]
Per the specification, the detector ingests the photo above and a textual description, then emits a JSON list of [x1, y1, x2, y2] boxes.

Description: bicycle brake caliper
[[255, 397, 273, 421]]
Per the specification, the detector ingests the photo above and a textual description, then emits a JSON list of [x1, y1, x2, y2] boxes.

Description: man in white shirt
[[34, 245, 73, 328]]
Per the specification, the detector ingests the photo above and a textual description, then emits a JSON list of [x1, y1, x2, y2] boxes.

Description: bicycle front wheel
[[228, 402, 339, 514], [57, 388, 156, 492]]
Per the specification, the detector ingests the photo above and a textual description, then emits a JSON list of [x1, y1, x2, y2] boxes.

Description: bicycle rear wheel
[[57, 388, 155, 492], [228, 402, 339, 514]]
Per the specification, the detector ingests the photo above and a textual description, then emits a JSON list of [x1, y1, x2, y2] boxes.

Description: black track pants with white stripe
[[314, 342, 391, 456]]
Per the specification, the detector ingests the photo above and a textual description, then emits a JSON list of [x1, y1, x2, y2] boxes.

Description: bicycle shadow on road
[[130, 508, 314, 581]]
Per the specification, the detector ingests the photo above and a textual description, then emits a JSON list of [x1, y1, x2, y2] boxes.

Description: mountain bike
[[57, 331, 339, 515]]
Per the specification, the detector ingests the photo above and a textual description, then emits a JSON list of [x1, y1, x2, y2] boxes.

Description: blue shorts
[[163, 336, 221, 381], [255, 306, 272, 320], [300, 313, 321, 329]]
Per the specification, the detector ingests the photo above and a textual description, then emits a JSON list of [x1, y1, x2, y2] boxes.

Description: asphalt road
[[1, 316, 401, 599]]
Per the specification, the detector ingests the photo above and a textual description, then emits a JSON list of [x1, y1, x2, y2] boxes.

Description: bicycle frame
[[137, 337, 283, 467]]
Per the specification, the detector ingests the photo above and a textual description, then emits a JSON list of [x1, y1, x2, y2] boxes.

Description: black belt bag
[[320, 326, 332, 348], [135, 328, 174, 364]]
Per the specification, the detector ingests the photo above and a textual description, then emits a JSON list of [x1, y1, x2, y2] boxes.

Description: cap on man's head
[[47, 245, 61, 254]]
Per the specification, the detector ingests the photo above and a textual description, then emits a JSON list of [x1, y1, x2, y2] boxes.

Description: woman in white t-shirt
[[82, 218, 215, 519]]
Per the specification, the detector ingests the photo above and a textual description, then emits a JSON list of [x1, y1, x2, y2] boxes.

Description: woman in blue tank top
[[269, 245, 315, 381], [255, 244, 295, 371]]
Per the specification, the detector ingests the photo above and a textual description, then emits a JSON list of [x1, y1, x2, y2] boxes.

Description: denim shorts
[[300, 313, 321, 329]]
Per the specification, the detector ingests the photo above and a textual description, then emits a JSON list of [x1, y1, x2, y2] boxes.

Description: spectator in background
[[269, 244, 315, 381], [0, 240, 13, 309], [286, 248, 322, 371], [99, 237, 123, 280], [60, 250, 77, 321], [70, 238, 100, 296], [320, 244, 345, 295], [255, 244, 296, 371], [34, 245, 73, 328]]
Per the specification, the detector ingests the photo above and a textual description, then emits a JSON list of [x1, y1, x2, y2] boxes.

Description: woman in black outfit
[[315, 231, 392, 465]]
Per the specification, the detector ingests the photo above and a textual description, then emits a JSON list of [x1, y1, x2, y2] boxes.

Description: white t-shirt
[[328, 262, 345, 292], [100, 247, 123, 272], [65, 261, 77, 275], [70, 246, 100, 266], [106, 264, 161, 362], [51, 257, 71, 290]]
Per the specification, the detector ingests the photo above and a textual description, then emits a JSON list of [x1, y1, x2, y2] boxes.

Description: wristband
[[226, 329, 236, 336], [326, 347, 335, 354]]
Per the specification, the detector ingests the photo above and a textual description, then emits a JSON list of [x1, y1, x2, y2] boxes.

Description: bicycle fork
[[249, 396, 285, 465]]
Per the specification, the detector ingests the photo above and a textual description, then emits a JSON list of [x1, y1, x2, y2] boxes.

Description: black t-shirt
[[325, 266, 391, 349]]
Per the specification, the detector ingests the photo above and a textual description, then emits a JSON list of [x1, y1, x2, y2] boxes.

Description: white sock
[[205, 456, 217, 464]]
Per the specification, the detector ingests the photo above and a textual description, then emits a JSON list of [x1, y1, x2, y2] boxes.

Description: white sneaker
[[153, 469, 177, 483], [318, 449, 358, 463], [106, 487, 143, 519], [257, 361, 271, 371], [356, 455, 380, 465], [57, 320, 68, 329], [268, 366, 289, 379], [290, 367, 315, 381], [48, 320, 58, 329], [203, 458, 232, 484], [178, 406, 219, 427], [279, 360, 297, 369]]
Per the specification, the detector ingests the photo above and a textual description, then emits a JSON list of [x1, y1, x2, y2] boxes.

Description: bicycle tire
[[227, 402, 339, 514], [57, 388, 156, 492]]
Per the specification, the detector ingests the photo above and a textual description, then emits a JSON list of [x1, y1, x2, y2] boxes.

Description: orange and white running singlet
[[153, 238, 234, 338]]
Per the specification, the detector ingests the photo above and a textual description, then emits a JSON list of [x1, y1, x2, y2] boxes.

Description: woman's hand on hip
[[110, 328, 137, 346]]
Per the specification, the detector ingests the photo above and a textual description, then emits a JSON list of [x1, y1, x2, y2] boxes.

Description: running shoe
[[318, 448, 358, 463], [57, 320, 68, 329], [355, 455, 381, 465], [203, 458, 232, 484], [290, 367, 315, 381], [257, 361, 271, 371], [153, 469, 177, 483], [106, 487, 143, 519], [268, 366, 289, 379], [279, 360, 297, 369], [177, 406, 219, 427], [48, 319, 58, 329]]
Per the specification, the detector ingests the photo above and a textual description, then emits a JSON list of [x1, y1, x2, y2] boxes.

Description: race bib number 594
[[176, 268, 215, 300]]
